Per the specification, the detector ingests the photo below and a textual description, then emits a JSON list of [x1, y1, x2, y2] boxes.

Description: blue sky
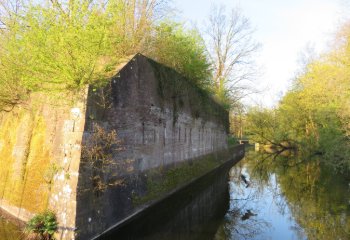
[[173, 0, 348, 107]]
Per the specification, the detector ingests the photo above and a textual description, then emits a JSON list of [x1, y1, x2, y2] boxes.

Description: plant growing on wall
[[81, 123, 124, 196], [0, 0, 170, 111], [25, 210, 58, 240]]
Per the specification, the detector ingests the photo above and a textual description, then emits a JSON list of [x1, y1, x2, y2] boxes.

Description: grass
[[132, 149, 232, 206]]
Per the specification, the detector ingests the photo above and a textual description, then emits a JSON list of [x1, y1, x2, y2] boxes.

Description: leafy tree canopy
[[245, 20, 350, 173], [0, 0, 215, 110]]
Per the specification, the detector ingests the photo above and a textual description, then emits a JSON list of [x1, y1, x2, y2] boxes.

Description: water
[[1, 148, 350, 240], [215, 149, 350, 240], [0, 213, 23, 240]]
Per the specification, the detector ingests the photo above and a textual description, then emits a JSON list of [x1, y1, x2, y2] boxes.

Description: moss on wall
[[132, 148, 234, 206], [20, 115, 51, 212], [0, 110, 23, 201], [148, 57, 229, 131], [0, 108, 53, 213]]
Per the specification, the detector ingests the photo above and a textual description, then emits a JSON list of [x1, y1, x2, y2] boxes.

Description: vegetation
[[245, 21, 350, 173], [81, 123, 124, 196], [205, 5, 259, 106], [25, 211, 58, 240], [227, 135, 239, 146], [148, 21, 212, 91], [244, 150, 350, 240], [0, 0, 166, 110], [132, 149, 233, 206], [0, 0, 257, 112]]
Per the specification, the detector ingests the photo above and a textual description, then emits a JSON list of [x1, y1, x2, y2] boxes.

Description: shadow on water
[[96, 159, 235, 240], [0, 159, 233, 240], [2, 148, 349, 240]]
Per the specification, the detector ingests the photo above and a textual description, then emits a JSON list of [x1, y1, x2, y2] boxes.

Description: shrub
[[25, 211, 58, 240], [228, 135, 239, 146]]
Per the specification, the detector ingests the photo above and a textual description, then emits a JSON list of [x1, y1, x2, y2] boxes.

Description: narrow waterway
[[215, 149, 350, 240], [1, 148, 349, 240]]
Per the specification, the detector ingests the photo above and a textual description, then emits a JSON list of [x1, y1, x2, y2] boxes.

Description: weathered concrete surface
[[94, 145, 244, 240], [0, 93, 88, 240], [84, 54, 229, 171], [0, 53, 237, 240], [75, 54, 231, 239]]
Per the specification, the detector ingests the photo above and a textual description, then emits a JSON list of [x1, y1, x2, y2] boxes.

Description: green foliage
[[227, 135, 239, 146], [245, 107, 288, 145], [0, 0, 149, 106], [0, 0, 257, 116], [25, 210, 58, 240], [0, 0, 253, 113], [245, 21, 350, 173], [0, 0, 219, 110], [147, 21, 213, 91]]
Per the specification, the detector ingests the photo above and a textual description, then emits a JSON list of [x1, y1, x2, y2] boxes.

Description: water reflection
[[216, 149, 350, 240], [0, 213, 23, 240], [1, 148, 350, 240]]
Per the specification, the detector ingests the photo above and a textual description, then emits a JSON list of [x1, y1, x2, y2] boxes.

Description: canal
[[1, 148, 350, 239], [214, 149, 350, 240]]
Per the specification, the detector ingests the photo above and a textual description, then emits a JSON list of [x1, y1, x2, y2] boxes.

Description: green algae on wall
[[0, 110, 22, 203], [0, 93, 87, 240], [132, 147, 237, 206], [0, 108, 53, 213]]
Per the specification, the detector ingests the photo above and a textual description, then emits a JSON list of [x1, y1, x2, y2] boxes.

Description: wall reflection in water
[[97, 159, 235, 240]]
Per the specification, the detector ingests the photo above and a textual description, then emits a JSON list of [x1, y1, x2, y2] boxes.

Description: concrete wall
[[0, 53, 234, 240], [0, 94, 87, 240], [95, 145, 245, 240], [85, 54, 228, 172], [75, 54, 232, 240]]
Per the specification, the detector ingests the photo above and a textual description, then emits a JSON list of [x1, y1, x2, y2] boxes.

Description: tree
[[0, 0, 168, 108], [147, 21, 212, 91], [204, 4, 260, 105], [245, 107, 282, 146], [0, 0, 218, 111], [245, 20, 350, 172], [229, 103, 245, 138]]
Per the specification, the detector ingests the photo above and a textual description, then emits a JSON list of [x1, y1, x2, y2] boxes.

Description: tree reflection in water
[[215, 148, 350, 240], [214, 157, 271, 240]]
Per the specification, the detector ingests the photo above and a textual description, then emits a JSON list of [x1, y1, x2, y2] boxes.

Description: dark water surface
[[1, 148, 349, 240], [0, 213, 23, 240], [215, 149, 350, 240]]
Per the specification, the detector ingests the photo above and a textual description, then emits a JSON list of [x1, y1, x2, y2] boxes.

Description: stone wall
[[75, 54, 232, 239], [85, 54, 228, 172], [94, 145, 245, 240], [0, 54, 235, 240]]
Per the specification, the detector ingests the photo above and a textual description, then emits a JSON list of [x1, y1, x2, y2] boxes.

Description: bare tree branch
[[204, 4, 260, 106]]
